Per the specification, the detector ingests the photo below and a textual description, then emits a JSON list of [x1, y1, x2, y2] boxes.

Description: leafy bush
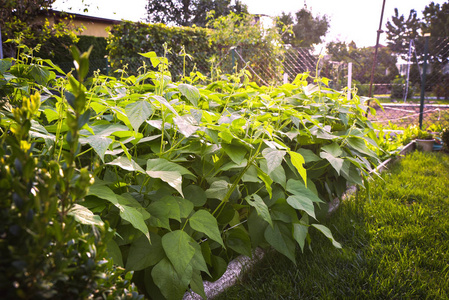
[[390, 76, 413, 99], [0, 47, 141, 299], [1, 47, 384, 299]]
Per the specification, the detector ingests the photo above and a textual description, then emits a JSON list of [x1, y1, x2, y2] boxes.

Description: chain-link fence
[[50, 36, 449, 129]]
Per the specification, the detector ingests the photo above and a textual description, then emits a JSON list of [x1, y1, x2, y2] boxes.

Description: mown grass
[[215, 151, 449, 299]]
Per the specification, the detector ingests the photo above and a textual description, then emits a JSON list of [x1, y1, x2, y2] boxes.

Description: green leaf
[[126, 234, 165, 271], [82, 135, 113, 163], [87, 184, 150, 242], [288, 151, 307, 187], [256, 167, 273, 198], [346, 137, 377, 158], [189, 210, 225, 247], [146, 158, 194, 197], [107, 156, 145, 173], [311, 224, 342, 248], [178, 83, 200, 107], [87, 184, 118, 205], [287, 194, 316, 219], [225, 227, 252, 257], [245, 194, 273, 227], [205, 180, 230, 200], [320, 151, 344, 175], [297, 148, 321, 163], [173, 115, 198, 137], [116, 203, 151, 243], [29, 64, 52, 85], [222, 143, 247, 165], [151, 258, 192, 300], [190, 270, 207, 299], [184, 185, 207, 207], [262, 148, 286, 174], [147, 196, 181, 229], [68, 204, 104, 226], [293, 222, 309, 252], [125, 100, 153, 132], [264, 222, 296, 264], [162, 230, 196, 276], [106, 239, 124, 267], [286, 179, 322, 203], [321, 142, 343, 157]]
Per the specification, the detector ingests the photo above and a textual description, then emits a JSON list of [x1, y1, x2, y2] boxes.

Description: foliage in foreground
[[216, 151, 449, 299], [0, 48, 141, 299], [0, 46, 383, 299]]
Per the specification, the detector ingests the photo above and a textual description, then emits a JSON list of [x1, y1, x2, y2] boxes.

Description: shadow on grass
[[215, 152, 449, 300]]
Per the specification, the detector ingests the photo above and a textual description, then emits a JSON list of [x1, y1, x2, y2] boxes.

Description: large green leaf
[[125, 100, 153, 132], [106, 239, 124, 267], [264, 222, 296, 264], [107, 156, 145, 173], [297, 148, 321, 163], [189, 210, 224, 247], [190, 270, 207, 299], [80, 135, 113, 163], [346, 137, 377, 158], [321, 142, 343, 157], [146, 158, 194, 197], [68, 204, 104, 226], [222, 143, 247, 165], [320, 151, 344, 175], [173, 115, 198, 137], [205, 180, 230, 200], [184, 185, 207, 207], [178, 83, 200, 107], [225, 227, 252, 257], [288, 151, 307, 186], [87, 184, 150, 242], [311, 224, 342, 248], [151, 258, 192, 300], [293, 222, 309, 252], [245, 194, 273, 227], [287, 194, 316, 219], [162, 230, 196, 276], [262, 148, 286, 174], [126, 233, 165, 271]]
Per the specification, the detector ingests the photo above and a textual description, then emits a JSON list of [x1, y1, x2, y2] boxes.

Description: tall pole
[[419, 34, 430, 129], [0, 26, 4, 59], [366, 0, 387, 114]]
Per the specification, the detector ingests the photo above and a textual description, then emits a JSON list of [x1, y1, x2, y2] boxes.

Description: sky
[[53, 0, 447, 49]]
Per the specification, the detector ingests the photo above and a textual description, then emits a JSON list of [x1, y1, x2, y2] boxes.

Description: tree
[[0, 0, 79, 57], [276, 7, 329, 47], [145, 0, 248, 27], [422, 1, 449, 37], [385, 8, 420, 57], [386, 1, 449, 57]]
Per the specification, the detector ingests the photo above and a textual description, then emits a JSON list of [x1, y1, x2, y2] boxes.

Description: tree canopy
[[145, 0, 248, 27], [0, 0, 79, 57], [276, 7, 329, 47], [386, 1, 449, 57]]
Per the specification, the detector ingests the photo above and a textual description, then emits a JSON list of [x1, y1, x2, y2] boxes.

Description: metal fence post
[[0, 26, 4, 59], [419, 34, 430, 129], [231, 47, 236, 72]]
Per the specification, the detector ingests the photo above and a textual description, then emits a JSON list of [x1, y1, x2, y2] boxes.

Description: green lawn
[[215, 151, 449, 299]]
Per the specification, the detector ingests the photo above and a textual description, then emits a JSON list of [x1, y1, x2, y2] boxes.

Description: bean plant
[[0, 47, 382, 300]]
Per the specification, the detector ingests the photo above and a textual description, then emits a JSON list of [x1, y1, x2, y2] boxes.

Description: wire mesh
[[48, 37, 449, 129]]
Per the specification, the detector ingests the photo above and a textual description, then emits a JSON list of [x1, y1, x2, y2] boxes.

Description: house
[[36, 9, 120, 38]]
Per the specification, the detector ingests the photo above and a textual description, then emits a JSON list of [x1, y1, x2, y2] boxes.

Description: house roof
[[40, 9, 121, 25]]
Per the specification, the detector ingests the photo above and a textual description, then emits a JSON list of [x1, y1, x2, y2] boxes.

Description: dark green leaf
[[189, 210, 224, 247], [162, 230, 196, 276], [264, 222, 296, 264], [126, 234, 165, 271]]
